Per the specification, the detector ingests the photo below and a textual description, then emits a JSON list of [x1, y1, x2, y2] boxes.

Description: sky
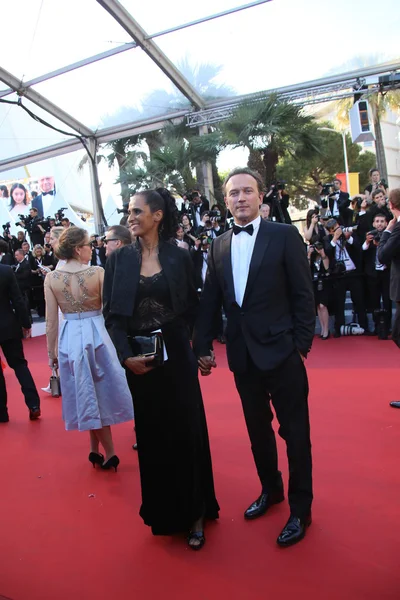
[[1, 0, 399, 198]]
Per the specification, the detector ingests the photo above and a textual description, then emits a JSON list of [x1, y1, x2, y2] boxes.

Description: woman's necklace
[[141, 241, 159, 256]]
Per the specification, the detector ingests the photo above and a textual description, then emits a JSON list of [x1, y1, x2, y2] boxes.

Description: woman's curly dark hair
[[139, 188, 179, 241]]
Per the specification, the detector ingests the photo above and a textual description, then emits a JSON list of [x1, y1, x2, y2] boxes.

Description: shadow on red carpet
[[0, 335, 399, 600]]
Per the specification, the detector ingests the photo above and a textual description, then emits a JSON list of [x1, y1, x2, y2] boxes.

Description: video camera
[[55, 208, 67, 224], [268, 181, 286, 199], [321, 182, 334, 196]]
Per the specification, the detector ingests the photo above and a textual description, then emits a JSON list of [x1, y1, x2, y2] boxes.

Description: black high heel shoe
[[187, 530, 206, 551], [88, 452, 104, 468], [101, 455, 120, 472]]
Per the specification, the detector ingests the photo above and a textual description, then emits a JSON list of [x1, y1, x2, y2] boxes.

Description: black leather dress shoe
[[389, 401, 400, 409], [244, 490, 284, 520], [277, 514, 312, 547]]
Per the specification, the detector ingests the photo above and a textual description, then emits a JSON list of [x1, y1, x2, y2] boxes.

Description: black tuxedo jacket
[[187, 202, 209, 227], [32, 193, 55, 219], [0, 265, 31, 342], [323, 233, 363, 273], [14, 260, 32, 292], [0, 253, 14, 266], [90, 246, 107, 268], [103, 241, 199, 363], [192, 220, 315, 373], [321, 192, 350, 219], [378, 221, 400, 301], [363, 242, 390, 278]]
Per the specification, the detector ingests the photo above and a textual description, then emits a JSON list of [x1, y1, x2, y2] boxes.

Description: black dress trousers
[[234, 350, 313, 519], [0, 337, 40, 413]]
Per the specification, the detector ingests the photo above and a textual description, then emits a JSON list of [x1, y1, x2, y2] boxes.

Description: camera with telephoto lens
[[367, 228, 382, 243], [2, 222, 11, 235], [378, 178, 388, 188], [55, 208, 67, 222], [208, 210, 221, 221]]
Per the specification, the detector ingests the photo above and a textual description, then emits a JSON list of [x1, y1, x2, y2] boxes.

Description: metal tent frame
[[0, 0, 399, 230]]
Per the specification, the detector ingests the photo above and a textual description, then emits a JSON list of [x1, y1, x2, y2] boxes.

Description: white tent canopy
[[1, 0, 399, 229]]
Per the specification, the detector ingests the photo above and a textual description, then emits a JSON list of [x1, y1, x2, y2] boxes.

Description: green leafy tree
[[277, 123, 376, 209]]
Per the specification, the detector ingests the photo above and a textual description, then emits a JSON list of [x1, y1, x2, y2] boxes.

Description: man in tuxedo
[[323, 218, 368, 336], [193, 167, 315, 547], [90, 236, 107, 267], [32, 175, 56, 219], [377, 189, 400, 408], [0, 265, 41, 422], [362, 213, 392, 336], [188, 192, 209, 229], [321, 178, 350, 224]]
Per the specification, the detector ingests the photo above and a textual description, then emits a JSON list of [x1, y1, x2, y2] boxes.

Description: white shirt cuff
[[330, 240, 336, 247], [362, 241, 369, 250], [347, 236, 354, 245]]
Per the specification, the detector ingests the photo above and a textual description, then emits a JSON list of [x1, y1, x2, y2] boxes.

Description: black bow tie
[[233, 224, 254, 236], [42, 190, 54, 196]]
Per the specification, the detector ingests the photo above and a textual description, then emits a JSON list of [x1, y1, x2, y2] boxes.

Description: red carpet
[[1, 336, 400, 600]]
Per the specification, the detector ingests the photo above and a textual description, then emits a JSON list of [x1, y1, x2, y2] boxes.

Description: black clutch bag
[[128, 332, 164, 367]]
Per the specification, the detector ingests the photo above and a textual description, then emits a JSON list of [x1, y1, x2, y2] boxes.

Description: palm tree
[[334, 90, 400, 182], [78, 136, 145, 204]]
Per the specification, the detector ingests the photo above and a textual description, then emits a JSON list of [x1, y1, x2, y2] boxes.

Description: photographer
[[363, 213, 392, 337], [303, 208, 326, 244], [195, 211, 223, 240], [90, 235, 106, 268], [42, 232, 57, 270], [264, 181, 291, 224], [364, 169, 388, 200], [324, 218, 368, 337], [187, 191, 209, 228], [307, 242, 332, 340], [320, 179, 350, 224], [181, 214, 197, 248], [17, 207, 45, 247], [30, 245, 46, 318], [367, 189, 392, 226], [348, 195, 370, 243]]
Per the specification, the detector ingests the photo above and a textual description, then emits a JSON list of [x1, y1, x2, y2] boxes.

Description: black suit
[[324, 233, 367, 332], [193, 219, 315, 518], [378, 221, 400, 347], [32, 192, 55, 219], [0, 265, 40, 417], [321, 191, 350, 223], [0, 253, 14, 266], [90, 246, 107, 268], [362, 241, 392, 331]]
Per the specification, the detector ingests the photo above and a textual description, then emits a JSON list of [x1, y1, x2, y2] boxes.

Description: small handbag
[[128, 332, 164, 367], [50, 367, 61, 397]]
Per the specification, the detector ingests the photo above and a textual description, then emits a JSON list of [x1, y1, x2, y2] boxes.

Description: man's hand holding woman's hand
[[198, 351, 216, 376]]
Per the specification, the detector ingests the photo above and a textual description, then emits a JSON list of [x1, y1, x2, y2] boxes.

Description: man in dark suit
[[0, 265, 41, 422], [377, 189, 400, 408], [187, 192, 209, 230], [321, 178, 350, 224], [90, 237, 107, 268], [32, 175, 56, 219], [0, 239, 14, 265], [193, 167, 315, 547], [323, 218, 368, 336], [362, 213, 392, 336]]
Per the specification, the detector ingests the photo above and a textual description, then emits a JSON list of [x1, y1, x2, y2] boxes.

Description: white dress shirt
[[42, 193, 54, 217], [330, 236, 356, 271], [231, 216, 261, 307]]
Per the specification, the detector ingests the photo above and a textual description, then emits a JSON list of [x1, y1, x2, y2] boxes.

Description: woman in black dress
[[103, 188, 219, 550]]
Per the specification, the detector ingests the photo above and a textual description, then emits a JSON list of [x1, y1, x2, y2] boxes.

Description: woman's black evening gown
[[126, 270, 219, 535]]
